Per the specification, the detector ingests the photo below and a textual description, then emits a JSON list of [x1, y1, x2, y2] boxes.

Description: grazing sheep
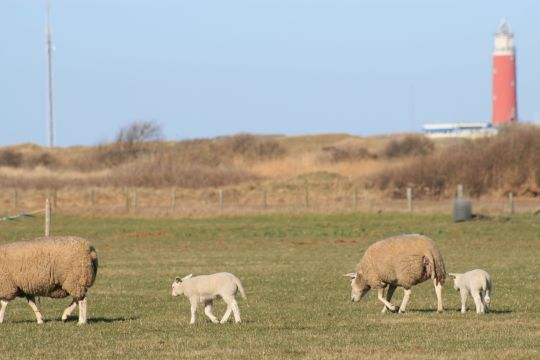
[[0, 236, 98, 324], [345, 234, 446, 313], [449, 269, 492, 314], [171, 272, 246, 324]]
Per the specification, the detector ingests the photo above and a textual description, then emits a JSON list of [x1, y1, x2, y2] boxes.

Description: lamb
[[0, 236, 98, 324], [345, 234, 446, 313], [171, 272, 246, 324], [449, 269, 492, 314]]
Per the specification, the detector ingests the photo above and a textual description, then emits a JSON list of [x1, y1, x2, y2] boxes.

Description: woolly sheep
[[449, 269, 492, 314], [171, 272, 246, 324], [0, 236, 98, 324], [345, 234, 446, 313]]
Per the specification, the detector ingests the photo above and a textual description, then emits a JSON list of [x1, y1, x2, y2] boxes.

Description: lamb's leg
[[398, 288, 412, 313], [62, 299, 78, 321], [0, 300, 9, 323], [220, 299, 233, 324], [382, 285, 397, 313], [377, 288, 396, 312], [483, 289, 491, 313], [26, 296, 45, 324], [230, 298, 241, 323], [78, 297, 88, 324], [472, 291, 484, 314], [204, 301, 219, 323], [189, 298, 198, 324], [433, 278, 444, 313], [460, 289, 468, 313]]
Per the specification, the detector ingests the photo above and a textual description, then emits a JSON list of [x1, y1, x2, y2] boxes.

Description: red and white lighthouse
[[492, 19, 517, 125]]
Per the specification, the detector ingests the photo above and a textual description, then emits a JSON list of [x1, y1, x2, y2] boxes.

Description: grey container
[[453, 198, 472, 222]]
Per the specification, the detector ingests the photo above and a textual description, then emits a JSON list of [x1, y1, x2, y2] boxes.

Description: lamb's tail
[[233, 276, 247, 301], [431, 247, 446, 286]]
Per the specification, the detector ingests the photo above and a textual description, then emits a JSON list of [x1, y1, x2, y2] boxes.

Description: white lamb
[[449, 269, 492, 314], [171, 272, 246, 324]]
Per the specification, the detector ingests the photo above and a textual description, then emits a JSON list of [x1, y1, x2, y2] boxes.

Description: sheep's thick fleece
[[0, 236, 98, 300], [357, 234, 446, 289]]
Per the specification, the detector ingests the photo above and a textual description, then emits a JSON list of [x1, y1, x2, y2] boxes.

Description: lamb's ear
[[343, 272, 357, 279], [175, 277, 182, 283], [448, 273, 459, 279], [182, 274, 193, 280]]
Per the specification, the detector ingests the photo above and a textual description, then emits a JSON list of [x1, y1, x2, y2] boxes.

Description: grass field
[[0, 212, 539, 359]]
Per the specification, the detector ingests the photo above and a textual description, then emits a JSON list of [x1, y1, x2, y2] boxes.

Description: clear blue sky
[[1, 0, 539, 147]]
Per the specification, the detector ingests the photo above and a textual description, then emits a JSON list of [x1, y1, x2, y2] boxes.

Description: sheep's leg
[[220, 298, 233, 324], [0, 300, 9, 323], [26, 296, 45, 324], [377, 288, 396, 312], [382, 285, 397, 313], [483, 289, 491, 313], [189, 298, 198, 324], [398, 288, 412, 313], [459, 290, 468, 313], [433, 278, 444, 313], [77, 297, 88, 324], [230, 299, 241, 323], [204, 301, 219, 323], [472, 291, 484, 314], [62, 299, 78, 321]]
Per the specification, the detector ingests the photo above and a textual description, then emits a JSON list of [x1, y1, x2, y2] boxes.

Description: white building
[[422, 122, 498, 138]]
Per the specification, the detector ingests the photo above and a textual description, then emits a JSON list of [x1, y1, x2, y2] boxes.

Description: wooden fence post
[[457, 184, 464, 199], [219, 189, 223, 210], [262, 190, 267, 209], [406, 187, 413, 212], [171, 189, 177, 210], [124, 187, 130, 213], [91, 188, 96, 206], [304, 181, 309, 208], [509, 192, 515, 214], [45, 198, 51, 236]]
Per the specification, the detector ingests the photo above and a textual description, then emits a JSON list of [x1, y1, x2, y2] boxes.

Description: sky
[[1, 0, 539, 147]]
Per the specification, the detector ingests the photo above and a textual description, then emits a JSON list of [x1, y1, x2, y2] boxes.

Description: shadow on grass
[[66, 316, 140, 323], [409, 308, 512, 314]]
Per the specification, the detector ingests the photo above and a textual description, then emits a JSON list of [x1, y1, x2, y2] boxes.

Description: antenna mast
[[45, 0, 54, 147]]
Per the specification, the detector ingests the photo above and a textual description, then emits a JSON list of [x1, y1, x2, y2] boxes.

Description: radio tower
[[492, 18, 517, 126], [45, 0, 55, 147]]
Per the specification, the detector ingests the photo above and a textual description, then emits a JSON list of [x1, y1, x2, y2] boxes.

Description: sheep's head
[[345, 272, 370, 302], [449, 273, 462, 291], [171, 274, 192, 296]]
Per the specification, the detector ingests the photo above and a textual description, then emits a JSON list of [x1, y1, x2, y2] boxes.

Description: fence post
[[124, 187, 130, 213], [406, 187, 413, 212], [262, 190, 267, 209], [91, 188, 96, 206], [353, 187, 357, 209], [509, 192, 515, 214], [304, 181, 309, 208], [219, 189, 223, 210], [12, 189, 18, 209], [457, 184, 464, 199], [171, 189, 176, 210], [45, 198, 51, 236]]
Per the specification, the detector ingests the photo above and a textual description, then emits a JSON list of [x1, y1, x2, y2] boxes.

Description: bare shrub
[[226, 134, 287, 161], [374, 125, 540, 198], [318, 146, 377, 163], [383, 135, 434, 158], [0, 150, 23, 167]]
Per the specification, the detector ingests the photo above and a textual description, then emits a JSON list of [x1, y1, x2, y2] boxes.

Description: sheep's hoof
[[398, 308, 406, 314]]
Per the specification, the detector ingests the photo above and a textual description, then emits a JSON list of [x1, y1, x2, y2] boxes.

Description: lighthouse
[[492, 19, 517, 125]]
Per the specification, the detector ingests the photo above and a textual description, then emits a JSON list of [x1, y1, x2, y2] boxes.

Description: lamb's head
[[345, 272, 370, 302], [171, 274, 193, 296], [449, 273, 462, 291]]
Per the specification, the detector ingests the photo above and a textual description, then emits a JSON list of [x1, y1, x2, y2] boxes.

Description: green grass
[[0, 212, 539, 359]]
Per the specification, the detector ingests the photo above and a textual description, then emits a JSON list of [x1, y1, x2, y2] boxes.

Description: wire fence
[[1, 186, 539, 217]]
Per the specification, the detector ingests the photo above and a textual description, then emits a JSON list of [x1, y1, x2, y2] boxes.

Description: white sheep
[[171, 272, 246, 324], [0, 236, 98, 324], [449, 269, 492, 314], [345, 234, 446, 313]]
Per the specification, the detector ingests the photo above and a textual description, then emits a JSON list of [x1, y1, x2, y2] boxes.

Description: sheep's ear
[[175, 277, 182, 283], [182, 274, 193, 280], [448, 273, 459, 279], [344, 272, 357, 279]]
